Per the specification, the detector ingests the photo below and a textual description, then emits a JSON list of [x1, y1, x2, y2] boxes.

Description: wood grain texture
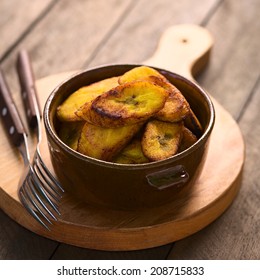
[[0, 0, 133, 93], [0, 0, 135, 260], [0, 0, 55, 61], [0, 210, 57, 259], [0, 72, 244, 251], [86, 0, 218, 68], [168, 79, 260, 260], [0, 0, 222, 259], [197, 0, 260, 118], [0, 25, 244, 252], [1, 0, 258, 260], [144, 24, 213, 79], [168, 0, 260, 260]]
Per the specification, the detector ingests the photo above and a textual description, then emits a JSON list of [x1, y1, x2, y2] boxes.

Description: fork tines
[[19, 151, 64, 230]]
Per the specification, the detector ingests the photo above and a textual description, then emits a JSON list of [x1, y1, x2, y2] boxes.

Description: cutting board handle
[[144, 24, 214, 80]]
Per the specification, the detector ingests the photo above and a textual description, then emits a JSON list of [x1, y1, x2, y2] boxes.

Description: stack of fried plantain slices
[[57, 66, 202, 163]]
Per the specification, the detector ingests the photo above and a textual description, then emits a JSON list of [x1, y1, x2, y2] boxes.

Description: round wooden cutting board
[[0, 25, 245, 251]]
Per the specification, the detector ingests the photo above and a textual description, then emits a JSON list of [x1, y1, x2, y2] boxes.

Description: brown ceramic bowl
[[43, 64, 215, 209]]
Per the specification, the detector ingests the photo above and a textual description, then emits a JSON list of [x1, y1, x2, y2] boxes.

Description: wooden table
[[0, 0, 259, 260]]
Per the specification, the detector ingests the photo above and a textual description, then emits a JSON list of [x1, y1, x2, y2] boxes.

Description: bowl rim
[[43, 63, 215, 170]]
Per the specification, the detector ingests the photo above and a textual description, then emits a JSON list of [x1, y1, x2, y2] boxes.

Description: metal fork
[[16, 50, 64, 229], [0, 54, 63, 230]]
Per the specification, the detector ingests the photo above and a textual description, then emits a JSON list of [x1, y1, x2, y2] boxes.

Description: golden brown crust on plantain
[[113, 138, 149, 164], [57, 66, 204, 163], [119, 66, 190, 123], [57, 76, 119, 122], [184, 108, 203, 137], [81, 80, 168, 127], [155, 90, 190, 122], [58, 121, 85, 150], [77, 122, 143, 161], [141, 120, 183, 161], [179, 126, 198, 152], [118, 66, 166, 84]]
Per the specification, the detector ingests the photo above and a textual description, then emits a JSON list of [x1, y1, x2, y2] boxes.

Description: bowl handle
[[146, 165, 189, 190]]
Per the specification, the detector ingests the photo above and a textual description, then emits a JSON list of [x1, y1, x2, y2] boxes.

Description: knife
[[0, 67, 27, 148], [16, 50, 41, 130]]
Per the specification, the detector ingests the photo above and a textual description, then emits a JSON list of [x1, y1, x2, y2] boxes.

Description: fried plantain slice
[[58, 121, 85, 150], [57, 76, 119, 122], [119, 67, 190, 123], [184, 108, 203, 138], [77, 122, 143, 161], [152, 75, 202, 135], [113, 138, 150, 164], [118, 66, 167, 84], [155, 90, 190, 122], [80, 80, 168, 127], [179, 126, 198, 152], [146, 77, 191, 123], [119, 66, 176, 96], [142, 120, 183, 161]]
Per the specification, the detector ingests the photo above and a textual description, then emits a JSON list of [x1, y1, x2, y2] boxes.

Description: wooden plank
[[51, 244, 172, 260], [0, 0, 59, 261], [0, 0, 133, 260], [0, 210, 58, 259], [196, 0, 260, 118], [4, 0, 255, 260], [86, 0, 218, 68], [0, 0, 55, 61], [168, 0, 260, 260], [1, 0, 134, 86], [0, 0, 134, 125], [168, 79, 260, 259]]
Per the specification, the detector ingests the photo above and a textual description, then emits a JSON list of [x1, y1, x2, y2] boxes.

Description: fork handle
[[16, 49, 41, 129], [0, 68, 26, 147]]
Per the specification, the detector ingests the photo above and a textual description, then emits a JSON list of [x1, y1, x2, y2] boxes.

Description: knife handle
[[0, 68, 26, 147], [16, 49, 41, 129]]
